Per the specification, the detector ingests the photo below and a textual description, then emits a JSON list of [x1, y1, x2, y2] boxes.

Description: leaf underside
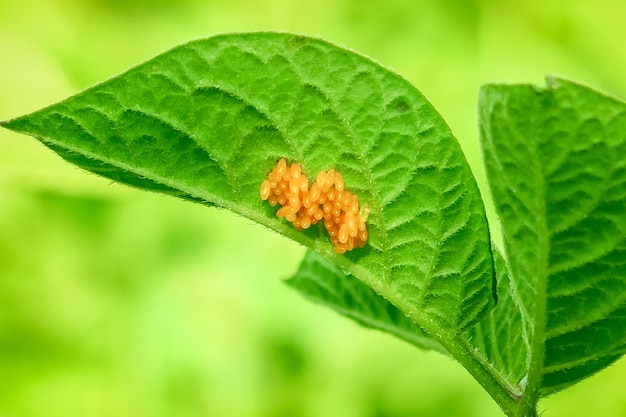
[[479, 77, 626, 400], [1, 33, 495, 343], [286, 250, 447, 354]]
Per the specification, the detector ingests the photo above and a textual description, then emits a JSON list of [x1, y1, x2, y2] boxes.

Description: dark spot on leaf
[[396, 100, 410, 113], [290, 35, 309, 49]]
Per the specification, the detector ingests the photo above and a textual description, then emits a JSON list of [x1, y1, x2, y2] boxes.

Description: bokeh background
[[1, 1, 626, 416]]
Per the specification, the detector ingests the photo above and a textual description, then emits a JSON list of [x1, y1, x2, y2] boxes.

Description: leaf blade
[[2, 32, 494, 363], [467, 246, 529, 399], [286, 249, 447, 354], [479, 77, 626, 401]]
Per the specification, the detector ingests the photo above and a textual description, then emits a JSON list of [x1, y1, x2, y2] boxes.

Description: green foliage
[[2, 33, 626, 417], [286, 250, 447, 354], [477, 78, 626, 414], [1, 33, 494, 342]]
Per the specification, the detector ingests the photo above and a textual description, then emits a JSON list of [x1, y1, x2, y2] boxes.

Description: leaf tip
[[0, 116, 23, 132]]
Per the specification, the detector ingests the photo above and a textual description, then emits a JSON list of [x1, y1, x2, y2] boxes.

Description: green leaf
[[286, 249, 447, 354], [289, 246, 524, 416], [479, 77, 626, 411], [1, 33, 495, 344], [467, 246, 528, 399]]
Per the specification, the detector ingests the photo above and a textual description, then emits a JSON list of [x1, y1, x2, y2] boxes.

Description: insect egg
[[260, 158, 369, 253], [277, 205, 295, 218], [338, 225, 349, 244], [300, 216, 312, 229], [335, 175, 344, 192], [289, 195, 301, 210], [276, 158, 287, 176], [316, 171, 326, 188], [260, 180, 271, 200], [310, 184, 321, 202], [327, 188, 337, 201]]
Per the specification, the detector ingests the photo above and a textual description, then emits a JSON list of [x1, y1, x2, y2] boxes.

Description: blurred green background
[[1, 1, 626, 416]]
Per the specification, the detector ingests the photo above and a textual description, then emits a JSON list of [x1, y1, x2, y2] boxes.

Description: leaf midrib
[[515, 101, 550, 416]]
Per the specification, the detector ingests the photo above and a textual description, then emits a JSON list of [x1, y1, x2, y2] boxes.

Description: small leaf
[[1, 33, 495, 344], [479, 77, 626, 408], [286, 249, 447, 354]]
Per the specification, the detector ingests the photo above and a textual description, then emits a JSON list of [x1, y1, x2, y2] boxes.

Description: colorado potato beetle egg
[[260, 158, 368, 253]]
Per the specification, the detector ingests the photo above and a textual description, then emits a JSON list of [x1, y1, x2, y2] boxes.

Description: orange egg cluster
[[260, 158, 368, 253]]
